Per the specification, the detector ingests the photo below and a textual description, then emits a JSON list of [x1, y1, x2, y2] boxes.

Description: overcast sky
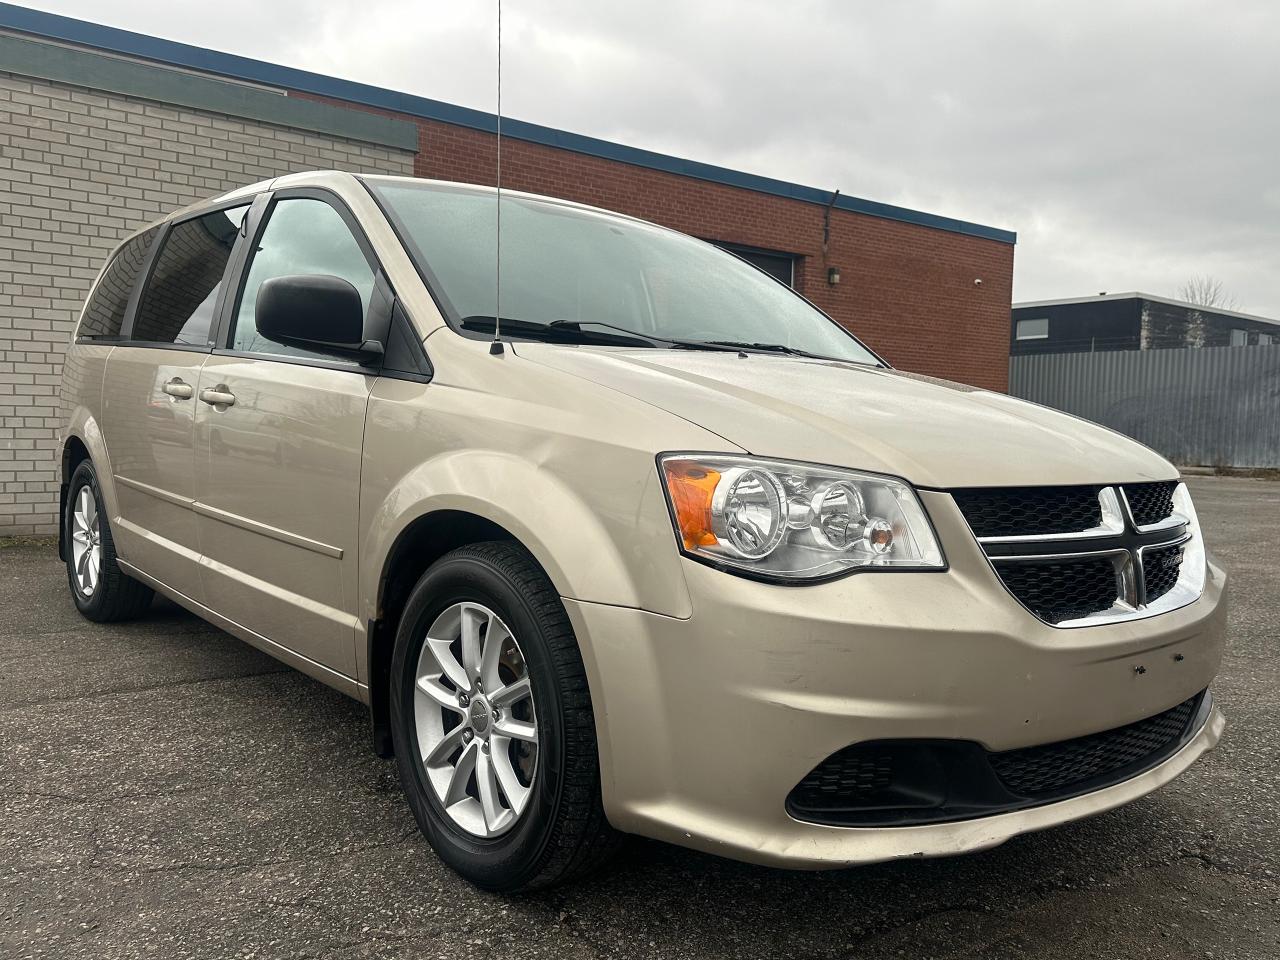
[[28, 0, 1280, 316]]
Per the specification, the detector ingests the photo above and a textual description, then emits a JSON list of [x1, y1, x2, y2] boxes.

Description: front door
[[100, 203, 250, 601], [194, 194, 378, 676]]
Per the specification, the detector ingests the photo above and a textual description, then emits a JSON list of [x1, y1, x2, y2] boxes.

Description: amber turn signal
[[662, 460, 721, 550]]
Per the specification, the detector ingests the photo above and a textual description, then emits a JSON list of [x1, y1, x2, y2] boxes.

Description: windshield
[[368, 180, 881, 364]]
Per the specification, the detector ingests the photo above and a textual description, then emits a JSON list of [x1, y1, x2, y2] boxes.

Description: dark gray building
[[1011, 293, 1280, 355]]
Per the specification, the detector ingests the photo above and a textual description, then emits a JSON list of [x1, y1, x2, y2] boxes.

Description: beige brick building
[[0, 33, 417, 535]]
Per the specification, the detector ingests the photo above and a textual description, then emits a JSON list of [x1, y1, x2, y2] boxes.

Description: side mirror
[[255, 274, 383, 363]]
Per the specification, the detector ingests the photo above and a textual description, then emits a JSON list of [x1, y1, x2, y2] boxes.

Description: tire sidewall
[[389, 552, 568, 889]]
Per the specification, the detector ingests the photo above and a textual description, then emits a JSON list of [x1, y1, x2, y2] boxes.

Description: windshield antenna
[[489, 0, 505, 356]]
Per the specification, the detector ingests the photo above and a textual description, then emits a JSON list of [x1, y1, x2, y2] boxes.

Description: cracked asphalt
[[1, 476, 1277, 959]]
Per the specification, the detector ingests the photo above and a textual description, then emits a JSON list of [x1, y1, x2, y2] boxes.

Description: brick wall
[[0, 71, 415, 536], [299, 96, 1014, 394]]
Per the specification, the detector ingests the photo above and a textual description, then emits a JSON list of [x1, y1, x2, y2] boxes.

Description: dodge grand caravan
[[57, 171, 1227, 891]]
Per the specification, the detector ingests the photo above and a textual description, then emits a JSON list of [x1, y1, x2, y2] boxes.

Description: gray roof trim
[[0, 31, 419, 151]]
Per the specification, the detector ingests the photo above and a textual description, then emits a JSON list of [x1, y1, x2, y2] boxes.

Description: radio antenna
[[489, 0, 505, 356]]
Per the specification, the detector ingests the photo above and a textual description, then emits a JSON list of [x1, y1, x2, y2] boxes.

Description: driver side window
[[232, 197, 374, 358]]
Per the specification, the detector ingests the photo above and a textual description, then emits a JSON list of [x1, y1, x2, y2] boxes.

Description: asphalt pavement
[[1, 476, 1277, 959]]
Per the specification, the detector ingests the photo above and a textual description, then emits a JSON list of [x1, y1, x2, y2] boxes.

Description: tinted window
[[133, 206, 249, 346], [231, 198, 374, 358], [78, 227, 158, 339]]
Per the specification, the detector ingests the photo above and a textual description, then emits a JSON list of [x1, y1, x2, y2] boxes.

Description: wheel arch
[[360, 450, 688, 758], [365, 507, 566, 759], [58, 436, 91, 561], [57, 419, 113, 561]]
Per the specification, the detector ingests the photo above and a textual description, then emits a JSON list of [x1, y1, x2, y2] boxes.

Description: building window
[[1230, 329, 1247, 347], [713, 242, 795, 287], [1262, 333, 1274, 346], [1016, 317, 1050, 340]]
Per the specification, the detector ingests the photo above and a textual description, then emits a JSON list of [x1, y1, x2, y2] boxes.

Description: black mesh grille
[[990, 695, 1199, 797], [1125, 481, 1177, 526], [787, 692, 1209, 827], [1143, 543, 1184, 602], [952, 486, 1102, 538], [789, 746, 894, 809], [995, 557, 1118, 624]]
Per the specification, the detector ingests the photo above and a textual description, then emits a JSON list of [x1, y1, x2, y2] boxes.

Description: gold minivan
[[57, 170, 1227, 891]]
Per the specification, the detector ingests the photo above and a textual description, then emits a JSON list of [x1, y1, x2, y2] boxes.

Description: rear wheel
[[389, 541, 619, 891], [65, 460, 153, 622]]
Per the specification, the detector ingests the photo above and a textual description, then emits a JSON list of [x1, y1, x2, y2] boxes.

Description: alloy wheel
[[413, 601, 539, 838], [70, 486, 101, 598]]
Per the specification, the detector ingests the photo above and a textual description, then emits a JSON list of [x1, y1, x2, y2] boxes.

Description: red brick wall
[[298, 94, 1013, 391]]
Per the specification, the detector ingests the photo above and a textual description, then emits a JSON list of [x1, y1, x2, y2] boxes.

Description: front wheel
[[64, 460, 153, 622], [389, 541, 619, 891]]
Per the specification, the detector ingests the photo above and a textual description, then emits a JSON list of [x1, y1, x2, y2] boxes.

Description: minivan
[[57, 171, 1226, 891]]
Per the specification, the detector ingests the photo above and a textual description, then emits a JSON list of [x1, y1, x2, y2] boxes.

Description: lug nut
[[480, 741, 489, 753], [458, 692, 469, 707], [462, 729, 473, 742]]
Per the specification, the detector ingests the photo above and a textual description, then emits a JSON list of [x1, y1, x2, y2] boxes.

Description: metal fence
[[1008, 345, 1280, 468]]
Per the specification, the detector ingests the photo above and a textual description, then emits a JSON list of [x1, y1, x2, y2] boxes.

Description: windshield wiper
[[548, 321, 762, 356], [545, 319, 669, 346], [459, 319, 844, 361], [459, 316, 662, 348], [665, 339, 752, 353], [698, 340, 833, 360]]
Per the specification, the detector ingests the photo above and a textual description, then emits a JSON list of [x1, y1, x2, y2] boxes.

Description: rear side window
[[131, 205, 250, 346], [77, 228, 158, 340]]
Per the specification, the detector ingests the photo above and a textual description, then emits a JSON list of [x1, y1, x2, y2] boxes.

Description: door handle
[[162, 378, 193, 400], [199, 385, 236, 407]]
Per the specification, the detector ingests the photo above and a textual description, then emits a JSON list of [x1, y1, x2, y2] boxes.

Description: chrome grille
[[953, 482, 1204, 627]]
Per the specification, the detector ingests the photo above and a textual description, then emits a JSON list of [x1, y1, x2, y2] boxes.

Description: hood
[[514, 345, 1177, 489]]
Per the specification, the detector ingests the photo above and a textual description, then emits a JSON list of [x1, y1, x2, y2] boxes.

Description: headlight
[[659, 454, 945, 581]]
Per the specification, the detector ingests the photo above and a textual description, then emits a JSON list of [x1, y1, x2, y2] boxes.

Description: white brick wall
[[0, 71, 416, 536]]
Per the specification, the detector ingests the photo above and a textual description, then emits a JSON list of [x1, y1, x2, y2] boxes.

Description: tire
[[389, 541, 619, 891], [64, 460, 153, 622]]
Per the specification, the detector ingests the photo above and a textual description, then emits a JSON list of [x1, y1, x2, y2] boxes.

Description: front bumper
[[566, 489, 1228, 868]]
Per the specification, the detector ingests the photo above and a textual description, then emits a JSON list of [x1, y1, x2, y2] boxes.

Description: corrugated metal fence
[[1009, 345, 1280, 468]]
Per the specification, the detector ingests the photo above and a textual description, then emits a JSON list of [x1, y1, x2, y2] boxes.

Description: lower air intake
[[989, 694, 1199, 797], [786, 691, 1207, 827]]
